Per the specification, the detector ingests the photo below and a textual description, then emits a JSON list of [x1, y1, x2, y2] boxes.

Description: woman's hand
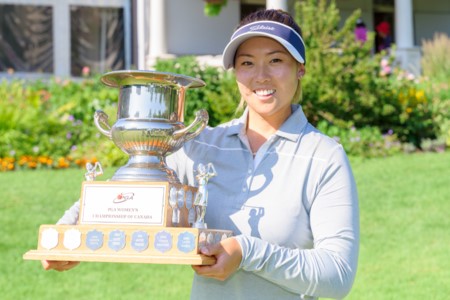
[[41, 260, 80, 272], [192, 237, 242, 281]]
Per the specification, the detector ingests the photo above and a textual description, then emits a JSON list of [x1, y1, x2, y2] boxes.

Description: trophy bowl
[[94, 70, 209, 183]]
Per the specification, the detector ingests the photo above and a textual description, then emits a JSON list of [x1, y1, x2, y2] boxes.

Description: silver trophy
[[94, 70, 209, 183], [24, 70, 234, 266]]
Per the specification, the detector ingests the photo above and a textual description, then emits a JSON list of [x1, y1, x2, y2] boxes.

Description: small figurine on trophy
[[85, 162, 103, 181], [193, 163, 217, 229]]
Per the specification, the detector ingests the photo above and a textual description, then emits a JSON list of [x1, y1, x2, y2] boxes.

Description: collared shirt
[[166, 104, 359, 299]]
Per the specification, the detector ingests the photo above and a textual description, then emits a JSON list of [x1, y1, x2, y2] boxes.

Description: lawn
[[0, 152, 449, 299]]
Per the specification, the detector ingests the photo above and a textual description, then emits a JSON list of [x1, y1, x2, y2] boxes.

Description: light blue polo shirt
[[166, 104, 359, 299]]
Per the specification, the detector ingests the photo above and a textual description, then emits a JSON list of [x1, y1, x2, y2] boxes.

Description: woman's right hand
[[41, 260, 80, 272]]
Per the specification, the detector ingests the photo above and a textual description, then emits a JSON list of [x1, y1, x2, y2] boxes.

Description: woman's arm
[[238, 147, 359, 298], [193, 146, 359, 299]]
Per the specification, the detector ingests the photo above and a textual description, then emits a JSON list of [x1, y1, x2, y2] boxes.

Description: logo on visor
[[249, 25, 275, 31]]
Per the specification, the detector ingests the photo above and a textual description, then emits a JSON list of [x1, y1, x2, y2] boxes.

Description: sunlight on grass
[[348, 152, 450, 300], [1, 152, 449, 299]]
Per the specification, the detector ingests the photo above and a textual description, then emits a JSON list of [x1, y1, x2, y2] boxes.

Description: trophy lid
[[100, 70, 206, 89]]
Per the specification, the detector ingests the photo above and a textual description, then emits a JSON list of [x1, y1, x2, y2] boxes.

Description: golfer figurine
[[193, 163, 217, 229], [85, 162, 103, 181]]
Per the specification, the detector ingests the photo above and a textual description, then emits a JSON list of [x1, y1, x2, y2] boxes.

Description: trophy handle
[[94, 110, 112, 139], [173, 109, 208, 141]]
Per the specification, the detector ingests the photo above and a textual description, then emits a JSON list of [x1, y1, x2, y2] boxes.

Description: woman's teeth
[[255, 89, 275, 96]]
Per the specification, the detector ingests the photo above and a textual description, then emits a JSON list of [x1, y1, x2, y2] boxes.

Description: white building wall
[[414, 0, 450, 44]]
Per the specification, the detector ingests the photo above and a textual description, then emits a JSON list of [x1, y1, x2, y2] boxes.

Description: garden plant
[[1, 1, 448, 172]]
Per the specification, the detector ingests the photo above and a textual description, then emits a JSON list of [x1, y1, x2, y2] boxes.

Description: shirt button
[[247, 169, 252, 174], [242, 187, 247, 192]]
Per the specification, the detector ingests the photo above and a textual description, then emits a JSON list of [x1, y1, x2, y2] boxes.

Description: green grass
[[347, 152, 450, 300], [1, 152, 449, 299]]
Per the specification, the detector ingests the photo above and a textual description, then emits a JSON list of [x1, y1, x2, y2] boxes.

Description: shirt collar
[[227, 104, 308, 142]]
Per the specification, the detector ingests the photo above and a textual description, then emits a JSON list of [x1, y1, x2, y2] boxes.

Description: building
[[1, 0, 449, 78]]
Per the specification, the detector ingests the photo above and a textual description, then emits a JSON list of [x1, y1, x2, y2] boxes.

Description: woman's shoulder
[[195, 117, 242, 141], [301, 123, 347, 158]]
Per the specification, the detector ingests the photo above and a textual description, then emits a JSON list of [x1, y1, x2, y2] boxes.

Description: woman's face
[[234, 36, 304, 124]]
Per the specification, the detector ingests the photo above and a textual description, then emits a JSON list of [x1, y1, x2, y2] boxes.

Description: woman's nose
[[254, 65, 270, 83]]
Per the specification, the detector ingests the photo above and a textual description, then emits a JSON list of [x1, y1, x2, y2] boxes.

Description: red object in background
[[376, 21, 391, 35]]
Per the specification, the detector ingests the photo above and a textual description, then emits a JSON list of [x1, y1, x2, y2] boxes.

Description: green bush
[[0, 77, 119, 168], [419, 33, 450, 147], [317, 121, 402, 157], [421, 33, 450, 83], [296, 0, 439, 147], [154, 56, 239, 126], [1, 0, 448, 169]]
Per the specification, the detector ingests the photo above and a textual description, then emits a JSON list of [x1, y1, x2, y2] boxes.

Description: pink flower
[[82, 66, 90, 77], [380, 58, 389, 68]]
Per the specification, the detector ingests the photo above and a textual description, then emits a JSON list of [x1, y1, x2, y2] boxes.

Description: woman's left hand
[[192, 237, 242, 281]]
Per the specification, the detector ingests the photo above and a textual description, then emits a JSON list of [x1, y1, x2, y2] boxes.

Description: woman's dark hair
[[238, 9, 303, 37], [356, 18, 366, 28]]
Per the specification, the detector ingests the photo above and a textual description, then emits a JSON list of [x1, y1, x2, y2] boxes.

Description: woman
[[169, 9, 359, 299], [44, 9, 359, 300]]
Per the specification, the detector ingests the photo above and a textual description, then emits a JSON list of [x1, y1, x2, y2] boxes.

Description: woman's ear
[[298, 64, 306, 79]]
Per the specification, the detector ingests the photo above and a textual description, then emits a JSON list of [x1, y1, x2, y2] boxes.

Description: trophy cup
[[24, 70, 233, 265]]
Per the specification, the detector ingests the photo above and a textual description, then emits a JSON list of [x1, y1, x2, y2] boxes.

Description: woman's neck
[[245, 108, 290, 154]]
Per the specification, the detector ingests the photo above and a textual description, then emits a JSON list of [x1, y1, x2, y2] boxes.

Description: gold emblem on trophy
[[24, 70, 232, 265]]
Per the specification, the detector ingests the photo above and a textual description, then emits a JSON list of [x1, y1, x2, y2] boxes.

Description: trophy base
[[23, 224, 233, 265], [23, 250, 215, 265]]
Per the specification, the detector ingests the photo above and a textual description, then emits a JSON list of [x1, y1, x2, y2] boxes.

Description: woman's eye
[[271, 58, 282, 63], [240, 61, 253, 66]]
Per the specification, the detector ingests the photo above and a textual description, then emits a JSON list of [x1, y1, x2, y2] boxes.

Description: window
[[70, 6, 125, 77], [0, 4, 53, 73]]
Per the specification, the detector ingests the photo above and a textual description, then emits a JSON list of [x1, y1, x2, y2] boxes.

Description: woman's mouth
[[254, 89, 275, 97]]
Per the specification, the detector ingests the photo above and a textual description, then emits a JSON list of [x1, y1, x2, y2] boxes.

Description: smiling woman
[[44, 8, 360, 300], [169, 8, 359, 300]]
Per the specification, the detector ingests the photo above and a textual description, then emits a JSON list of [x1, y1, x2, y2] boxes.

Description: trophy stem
[[111, 155, 180, 183]]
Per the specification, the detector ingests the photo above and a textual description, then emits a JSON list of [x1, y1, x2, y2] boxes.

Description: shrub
[[317, 121, 402, 157], [1, 1, 448, 171], [421, 33, 450, 83], [0, 76, 119, 169], [153, 56, 239, 126], [295, 0, 440, 147], [419, 32, 450, 147]]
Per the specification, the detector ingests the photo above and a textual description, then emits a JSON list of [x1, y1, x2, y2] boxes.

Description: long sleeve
[[56, 200, 80, 225], [235, 146, 359, 299]]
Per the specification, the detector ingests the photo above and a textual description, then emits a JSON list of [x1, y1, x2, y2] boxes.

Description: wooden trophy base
[[23, 224, 232, 265], [24, 181, 233, 265]]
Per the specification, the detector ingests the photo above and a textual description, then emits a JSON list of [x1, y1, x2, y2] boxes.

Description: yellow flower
[[415, 90, 426, 103], [57, 157, 70, 168], [38, 156, 49, 164]]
